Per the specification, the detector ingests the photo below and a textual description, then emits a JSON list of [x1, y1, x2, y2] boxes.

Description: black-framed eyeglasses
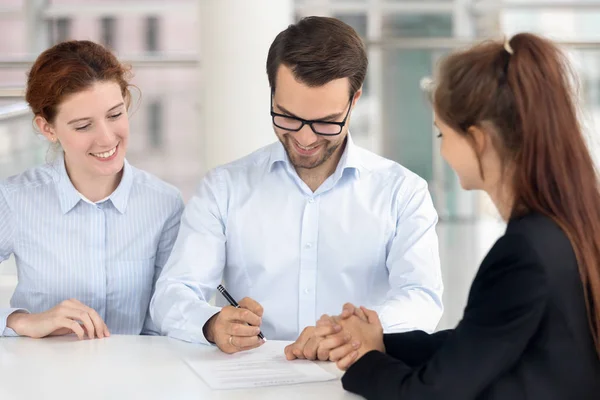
[[270, 95, 353, 136]]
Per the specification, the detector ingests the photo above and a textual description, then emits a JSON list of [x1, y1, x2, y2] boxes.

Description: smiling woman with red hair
[[0, 40, 183, 340]]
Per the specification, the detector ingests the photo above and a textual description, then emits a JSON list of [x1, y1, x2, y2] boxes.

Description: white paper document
[[185, 340, 337, 389]]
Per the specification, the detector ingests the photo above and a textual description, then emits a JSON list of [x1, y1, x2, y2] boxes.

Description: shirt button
[[304, 288, 311, 294], [305, 242, 312, 249], [308, 198, 315, 203]]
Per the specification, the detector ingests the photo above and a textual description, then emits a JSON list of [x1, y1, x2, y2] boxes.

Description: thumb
[[362, 306, 381, 326]]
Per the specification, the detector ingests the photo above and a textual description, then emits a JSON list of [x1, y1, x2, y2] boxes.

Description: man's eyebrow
[[276, 104, 345, 121]]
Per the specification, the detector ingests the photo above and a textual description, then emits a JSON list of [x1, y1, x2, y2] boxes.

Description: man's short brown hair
[[266, 16, 368, 97]]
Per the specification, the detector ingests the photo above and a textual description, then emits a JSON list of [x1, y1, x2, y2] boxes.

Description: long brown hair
[[433, 33, 600, 356]]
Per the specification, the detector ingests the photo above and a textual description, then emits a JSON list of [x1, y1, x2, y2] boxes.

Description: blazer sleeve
[[383, 329, 453, 368], [341, 233, 548, 400]]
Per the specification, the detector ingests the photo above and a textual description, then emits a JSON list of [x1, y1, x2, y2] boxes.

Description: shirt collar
[[108, 159, 134, 214], [268, 132, 363, 178], [268, 141, 289, 172], [53, 152, 134, 215], [337, 133, 363, 179], [54, 152, 81, 214]]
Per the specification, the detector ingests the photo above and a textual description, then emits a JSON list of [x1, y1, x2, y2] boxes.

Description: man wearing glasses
[[150, 17, 443, 359]]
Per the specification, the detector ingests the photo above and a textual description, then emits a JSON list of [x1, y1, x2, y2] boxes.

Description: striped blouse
[[0, 153, 184, 336]]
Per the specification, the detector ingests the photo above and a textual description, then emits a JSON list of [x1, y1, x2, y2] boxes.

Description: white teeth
[[297, 143, 317, 151], [91, 146, 117, 159]]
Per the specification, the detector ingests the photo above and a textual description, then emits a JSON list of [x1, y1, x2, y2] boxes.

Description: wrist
[[203, 312, 219, 343], [6, 311, 29, 333]]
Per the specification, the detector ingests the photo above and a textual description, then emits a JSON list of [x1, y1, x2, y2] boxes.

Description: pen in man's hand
[[217, 284, 266, 341]]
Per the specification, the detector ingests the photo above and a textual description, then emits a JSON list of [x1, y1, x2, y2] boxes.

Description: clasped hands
[[284, 303, 385, 370], [204, 299, 385, 370]]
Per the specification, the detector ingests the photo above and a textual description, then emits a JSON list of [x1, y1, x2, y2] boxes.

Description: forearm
[[150, 282, 221, 344], [372, 287, 443, 334], [383, 329, 453, 367]]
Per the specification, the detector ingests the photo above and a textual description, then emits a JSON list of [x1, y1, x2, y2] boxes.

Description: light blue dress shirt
[[150, 136, 443, 344], [0, 152, 184, 336]]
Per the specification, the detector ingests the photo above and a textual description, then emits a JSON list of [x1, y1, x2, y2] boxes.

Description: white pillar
[[25, 0, 48, 53], [199, 0, 294, 170], [366, 0, 383, 154], [451, 0, 478, 220]]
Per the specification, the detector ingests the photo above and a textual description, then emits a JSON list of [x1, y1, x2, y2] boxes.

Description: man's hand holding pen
[[203, 296, 266, 354]]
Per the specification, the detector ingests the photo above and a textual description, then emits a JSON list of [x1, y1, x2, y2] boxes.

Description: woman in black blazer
[[316, 33, 600, 399]]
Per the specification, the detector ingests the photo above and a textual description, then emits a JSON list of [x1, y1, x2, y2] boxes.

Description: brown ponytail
[[434, 33, 600, 356]]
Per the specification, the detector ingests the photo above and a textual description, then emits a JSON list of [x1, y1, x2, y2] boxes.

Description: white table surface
[[0, 335, 361, 400]]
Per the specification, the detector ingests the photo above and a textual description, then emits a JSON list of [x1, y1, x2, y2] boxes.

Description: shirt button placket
[[298, 196, 319, 330]]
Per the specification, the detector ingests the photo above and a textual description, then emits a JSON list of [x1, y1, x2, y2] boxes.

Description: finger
[[218, 332, 241, 354], [65, 299, 107, 338], [302, 336, 322, 360], [362, 307, 381, 325], [354, 306, 368, 322], [285, 337, 309, 360], [329, 341, 360, 362], [80, 306, 106, 339], [314, 323, 341, 338], [318, 314, 334, 324], [340, 303, 357, 319], [284, 344, 297, 360], [78, 311, 96, 339], [317, 347, 330, 361], [225, 322, 262, 338], [317, 331, 352, 361], [221, 335, 264, 354], [89, 308, 109, 338], [293, 347, 306, 359], [316, 314, 339, 329], [61, 307, 95, 339], [231, 335, 263, 349], [58, 318, 85, 340], [337, 350, 359, 371], [236, 339, 265, 353], [316, 319, 333, 328], [238, 297, 264, 318], [225, 306, 261, 327], [293, 326, 316, 357]]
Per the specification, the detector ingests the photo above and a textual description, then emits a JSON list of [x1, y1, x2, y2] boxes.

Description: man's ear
[[351, 88, 363, 108]]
